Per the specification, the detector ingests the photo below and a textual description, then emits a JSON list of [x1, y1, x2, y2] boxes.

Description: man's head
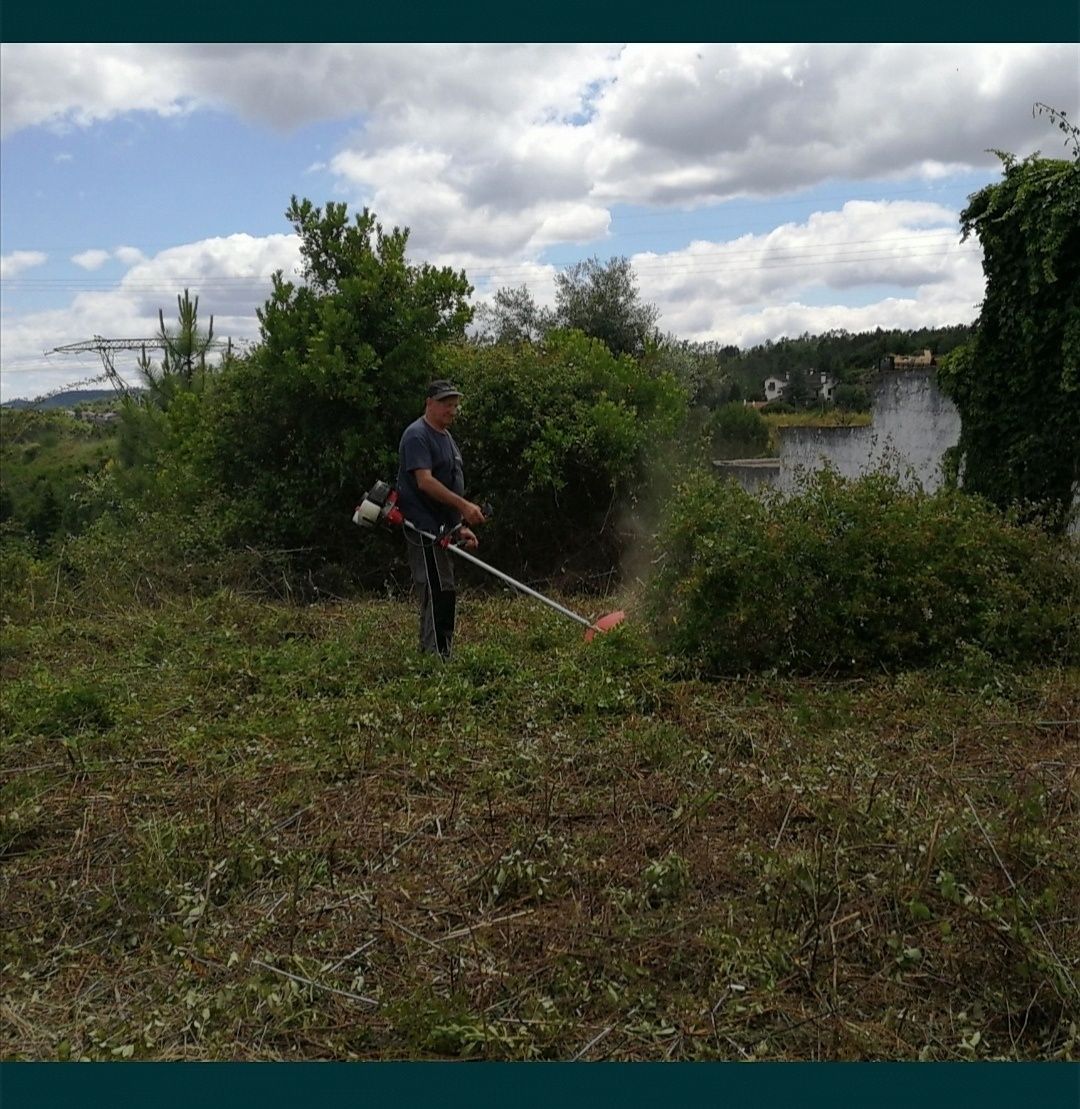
[[424, 380, 463, 430]]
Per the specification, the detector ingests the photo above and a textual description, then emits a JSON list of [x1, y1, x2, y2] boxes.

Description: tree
[[138, 289, 217, 397], [201, 198, 474, 558], [437, 330, 685, 581], [709, 402, 768, 460], [116, 290, 221, 501], [783, 369, 813, 409], [938, 115, 1079, 533], [640, 335, 728, 407], [474, 284, 554, 345], [553, 256, 659, 358]]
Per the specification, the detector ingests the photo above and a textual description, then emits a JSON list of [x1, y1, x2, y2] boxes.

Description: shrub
[[833, 383, 870, 411], [708, 402, 769, 460], [646, 469, 1078, 674], [438, 330, 686, 582]]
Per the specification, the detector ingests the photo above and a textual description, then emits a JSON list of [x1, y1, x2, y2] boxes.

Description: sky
[[1, 42, 1078, 400]]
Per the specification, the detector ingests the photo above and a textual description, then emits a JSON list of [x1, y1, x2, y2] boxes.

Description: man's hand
[[413, 470, 486, 527], [457, 527, 479, 550]]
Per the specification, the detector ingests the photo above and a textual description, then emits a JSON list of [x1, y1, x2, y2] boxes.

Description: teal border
[[2, 1062, 1079, 1109], [1, 1, 1078, 40]]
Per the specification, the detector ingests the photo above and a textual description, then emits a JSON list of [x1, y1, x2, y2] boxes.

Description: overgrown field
[[2, 588, 1077, 1060]]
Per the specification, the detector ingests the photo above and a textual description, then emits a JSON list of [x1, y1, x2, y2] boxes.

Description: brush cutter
[[353, 480, 625, 641]]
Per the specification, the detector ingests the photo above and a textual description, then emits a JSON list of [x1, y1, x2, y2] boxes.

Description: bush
[[708, 402, 769, 459], [438, 330, 686, 582], [833, 383, 870, 411], [646, 469, 1078, 674], [761, 400, 795, 415]]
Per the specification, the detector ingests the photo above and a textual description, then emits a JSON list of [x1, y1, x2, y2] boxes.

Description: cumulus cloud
[[114, 245, 147, 266], [69, 245, 150, 270], [5, 42, 1072, 398], [71, 249, 111, 270], [584, 44, 1079, 205], [632, 200, 984, 346], [3, 44, 1074, 215], [1, 250, 47, 278]]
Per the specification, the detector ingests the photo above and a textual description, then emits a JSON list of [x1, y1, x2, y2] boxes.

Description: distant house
[[763, 371, 837, 404]]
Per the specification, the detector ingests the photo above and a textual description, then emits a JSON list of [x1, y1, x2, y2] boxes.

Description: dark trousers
[[405, 536, 456, 659]]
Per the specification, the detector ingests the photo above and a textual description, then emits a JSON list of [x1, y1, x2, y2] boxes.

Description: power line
[[0, 241, 976, 298]]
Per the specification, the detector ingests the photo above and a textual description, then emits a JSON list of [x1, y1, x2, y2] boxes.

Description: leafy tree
[[553, 256, 659, 358], [938, 119, 1079, 533], [201, 198, 474, 558], [833, 383, 870, 411], [474, 284, 554, 345], [641, 335, 730, 408]]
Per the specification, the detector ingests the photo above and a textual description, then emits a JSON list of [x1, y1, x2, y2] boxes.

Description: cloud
[[69, 246, 149, 270], [1, 233, 301, 400], [630, 199, 984, 346], [71, 249, 111, 270], [1, 250, 48, 278], [5, 43, 1071, 399], [584, 44, 1079, 206], [3, 44, 1073, 218]]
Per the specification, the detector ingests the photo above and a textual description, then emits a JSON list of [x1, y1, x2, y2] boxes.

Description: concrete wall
[[714, 458, 781, 493], [713, 369, 960, 495], [778, 370, 961, 494], [715, 369, 1078, 532]]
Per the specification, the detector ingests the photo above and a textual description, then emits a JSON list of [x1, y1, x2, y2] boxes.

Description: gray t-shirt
[[396, 416, 465, 534]]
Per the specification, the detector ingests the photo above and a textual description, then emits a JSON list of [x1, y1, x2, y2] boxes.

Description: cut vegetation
[[2, 589, 1077, 1060]]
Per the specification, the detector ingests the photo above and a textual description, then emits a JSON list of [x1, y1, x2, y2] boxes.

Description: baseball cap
[[427, 380, 463, 401]]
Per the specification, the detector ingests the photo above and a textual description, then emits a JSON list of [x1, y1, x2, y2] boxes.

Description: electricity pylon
[[45, 334, 237, 395]]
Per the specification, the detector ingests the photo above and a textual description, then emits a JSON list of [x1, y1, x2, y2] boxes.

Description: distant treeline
[[2, 389, 134, 411], [719, 324, 974, 395]]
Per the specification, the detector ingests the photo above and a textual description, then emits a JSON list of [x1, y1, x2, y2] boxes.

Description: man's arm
[[413, 469, 486, 526]]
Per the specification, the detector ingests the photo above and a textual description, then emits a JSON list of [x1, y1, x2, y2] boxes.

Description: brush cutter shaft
[[403, 520, 592, 629], [446, 544, 593, 629]]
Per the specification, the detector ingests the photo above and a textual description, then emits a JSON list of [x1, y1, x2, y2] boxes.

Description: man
[[396, 380, 486, 659]]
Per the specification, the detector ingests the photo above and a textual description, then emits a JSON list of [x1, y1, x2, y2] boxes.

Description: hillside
[[2, 389, 130, 410]]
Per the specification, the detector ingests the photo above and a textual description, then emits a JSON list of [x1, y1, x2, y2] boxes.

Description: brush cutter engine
[[353, 480, 404, 530]]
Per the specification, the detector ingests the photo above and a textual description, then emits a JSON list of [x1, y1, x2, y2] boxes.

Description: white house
[[763, 371, 837, 403]]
